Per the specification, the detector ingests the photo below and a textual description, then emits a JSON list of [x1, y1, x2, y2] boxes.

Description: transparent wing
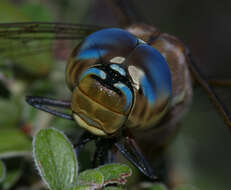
[[0, 22, 103, 40], [0, 22, 104, 76]]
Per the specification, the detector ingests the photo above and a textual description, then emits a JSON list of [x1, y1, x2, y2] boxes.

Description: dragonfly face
[[66, 28, 172, 136]]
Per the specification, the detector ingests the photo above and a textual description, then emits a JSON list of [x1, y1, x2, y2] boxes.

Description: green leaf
[[146, 183, 168, 190], [0, 0, 28, 22], [0, 98, 21, 127], [78, 169, 104, 188], [21, 3, 54, 21], [103, 187, 125, 190], [0, 160, 6, 182], [33, 128, 78, 190], [97, 163, 132, 186], [69, 185, 93, 190], [0, 129, 31, 158], [0, 168, 21, 190]]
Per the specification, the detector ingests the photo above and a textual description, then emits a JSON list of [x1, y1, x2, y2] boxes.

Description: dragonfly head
[[69, 65, 133, 136], [66, 28, 172, 136]]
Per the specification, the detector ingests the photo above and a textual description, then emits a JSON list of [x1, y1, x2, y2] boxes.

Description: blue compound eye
[[125, 43, 172, 129], [79, 67, 106, 81], [113, 82, 133, 112]]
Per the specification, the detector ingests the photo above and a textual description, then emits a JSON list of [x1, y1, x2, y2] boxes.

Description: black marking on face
[[91, 64, 133, 95]]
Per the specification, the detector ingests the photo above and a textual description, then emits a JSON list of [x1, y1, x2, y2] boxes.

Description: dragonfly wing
[[0, 22, 103, 39], [0, 22, 104, 76]]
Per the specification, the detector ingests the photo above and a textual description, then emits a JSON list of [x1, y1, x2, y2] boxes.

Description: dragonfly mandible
[[0, 0, 231, 185]]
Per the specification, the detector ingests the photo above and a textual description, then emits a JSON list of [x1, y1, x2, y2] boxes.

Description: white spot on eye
[[110, 64, 126, 76], [99, 70, 106, 79], [128, 65, 144, 90], [114, 82, 133, 111], [138, 38, 146, 44], [110, 56, 125, 64]]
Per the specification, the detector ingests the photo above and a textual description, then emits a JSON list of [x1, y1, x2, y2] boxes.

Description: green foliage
[[104, 187, 124, 190], [69, 185, 93, 190], [0, 0, 27, 22], [0, 0, 53, 76], [174, 185, 199, 190], [33, 128, 78, 190], [21, 3, 55, 21], [78, 169, 104, 188], [0, 129, 31, 158], [0, 98, 21, 127], [0, 167, 22, 190], [96, 163, 132, 185], [0, 160, 6, 182], [33, 128, 131, 190]]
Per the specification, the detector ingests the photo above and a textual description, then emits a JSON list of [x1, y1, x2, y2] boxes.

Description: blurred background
[[0, 0, 231, 189]]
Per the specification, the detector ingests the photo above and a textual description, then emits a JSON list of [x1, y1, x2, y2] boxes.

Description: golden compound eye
[[71, 66, 134, 136]]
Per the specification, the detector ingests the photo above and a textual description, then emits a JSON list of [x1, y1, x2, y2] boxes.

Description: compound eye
[[113, 82, 133, 113], [79, 67, 107, 82]]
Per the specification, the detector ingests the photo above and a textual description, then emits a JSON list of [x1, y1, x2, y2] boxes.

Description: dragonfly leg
[[114, 135, 157, 181], [93, 138, 114, 167], [208, 79, 231, 86], [25, 96, 74, 120], [74, 131, 96, 155], [186, 50, 231, 127]]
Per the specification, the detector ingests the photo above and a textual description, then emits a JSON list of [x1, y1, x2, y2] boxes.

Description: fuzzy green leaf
[[0, 160, 6, 182], [104, 187, 125, 190], [78, 169, 104, 188], [97, 163, 132, 186], [33, 128, 78, 190]]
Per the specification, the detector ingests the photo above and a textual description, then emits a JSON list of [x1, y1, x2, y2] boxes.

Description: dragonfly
[[0, 0, 231, 184]]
